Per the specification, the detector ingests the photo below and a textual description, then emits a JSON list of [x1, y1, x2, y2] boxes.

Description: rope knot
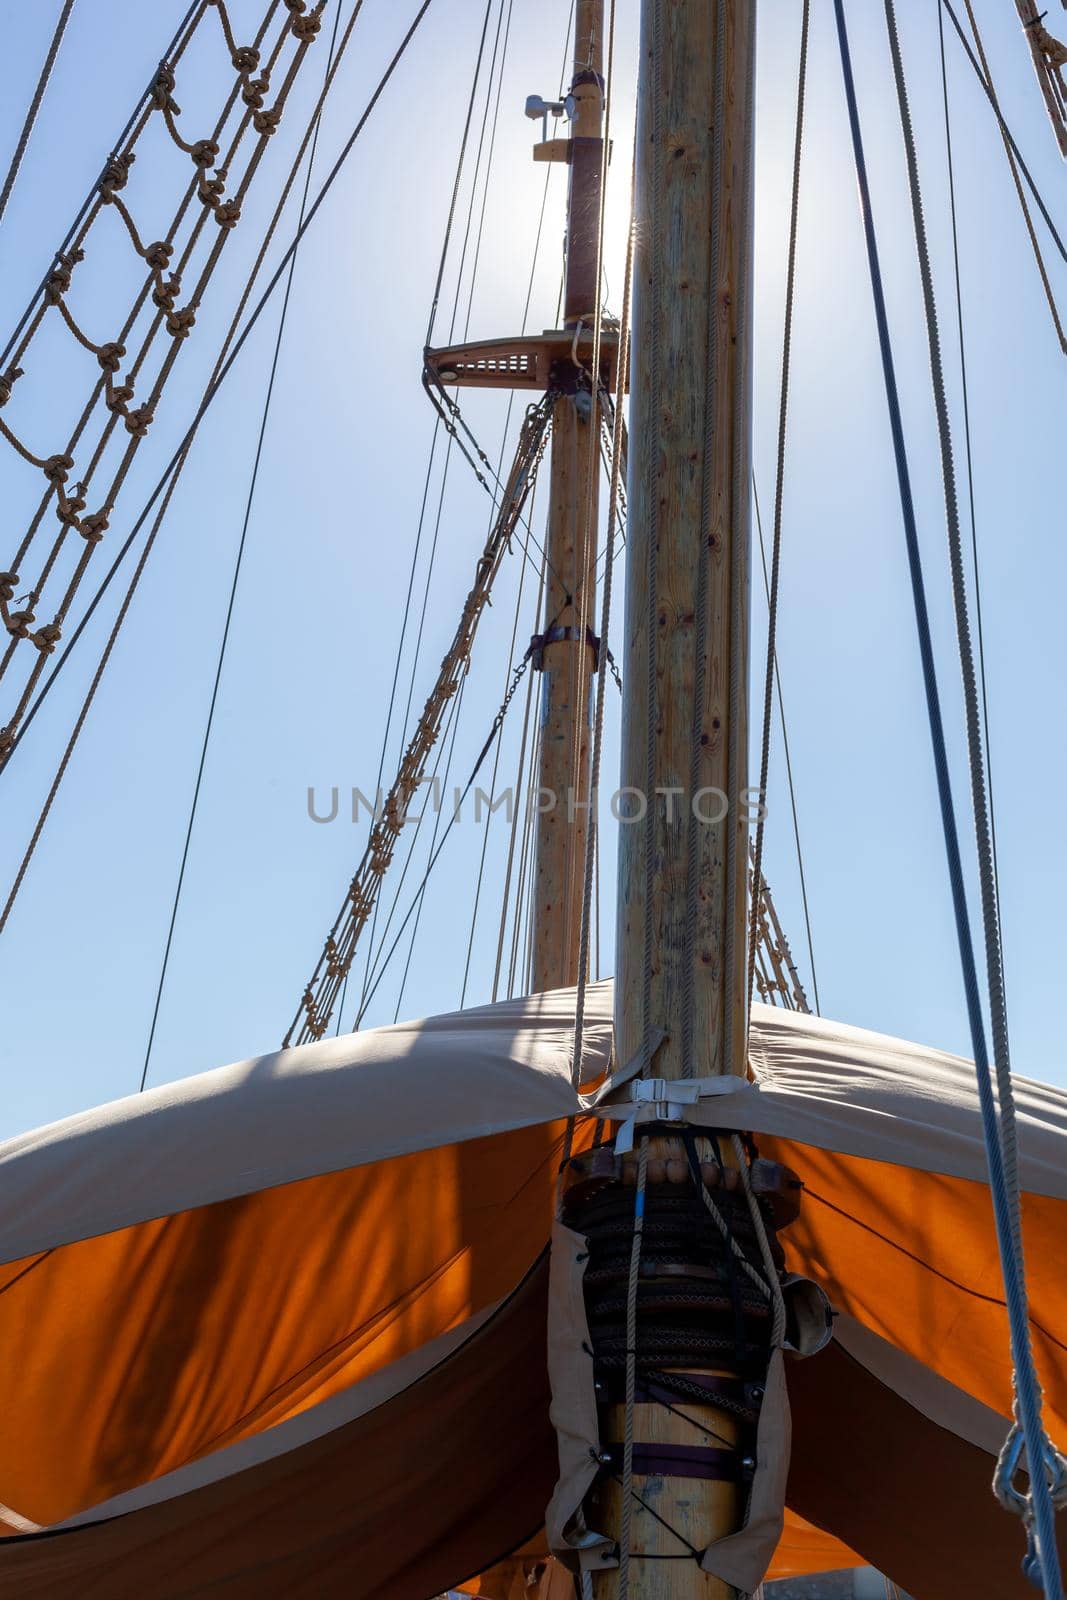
[[190, 138, 219, 170], [43, 453, 73, 487], [252, 105, 281, 136], [151, 62, 178, 111], [231, 44, 259, 73], [166, 306, 196, 340], [80, 509, 110, 543], [33, 622, 62, 653], [214, 198, 242, 229], [124, 404, 155, 437], [151, 274, 182, 313], [198, 175, 225, 207], [105, 378, 134, 413], [0, 366, 23, 407], [99, 151, 134, 198], [44, 251, 82, 304], [241, 77, 267, 111], [0, 572, 17, 603], [287, 1, 324, 41], [143, 240, 173, 270], [96, 342, 126, 375], [55, 486, 87, 527], [7, 608, 35, 638]]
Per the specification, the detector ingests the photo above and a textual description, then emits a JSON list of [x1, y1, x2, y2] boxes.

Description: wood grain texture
[[615, 0, 754, 1086]]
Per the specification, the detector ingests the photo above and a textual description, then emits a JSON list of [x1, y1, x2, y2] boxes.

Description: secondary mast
[[528, 0, 606, 993]]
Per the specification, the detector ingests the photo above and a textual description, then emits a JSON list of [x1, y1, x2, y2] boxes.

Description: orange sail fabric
[[0, 988, 1062, 1595]]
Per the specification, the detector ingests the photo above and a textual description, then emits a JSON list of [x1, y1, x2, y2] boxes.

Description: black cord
[[140, 0, 347, 1092]]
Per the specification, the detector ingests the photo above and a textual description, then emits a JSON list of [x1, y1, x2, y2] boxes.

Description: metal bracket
[[529, 622, 600, 671]]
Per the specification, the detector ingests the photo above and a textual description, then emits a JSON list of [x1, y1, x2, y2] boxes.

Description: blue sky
[[0, 0, 1063, 1138]]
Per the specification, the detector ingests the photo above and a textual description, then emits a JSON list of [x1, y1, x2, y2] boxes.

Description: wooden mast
[[596, 0, 757, 1594], [529, 0, 605, 994]]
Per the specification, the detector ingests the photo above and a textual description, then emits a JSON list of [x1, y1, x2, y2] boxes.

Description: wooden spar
[[616, 0, 753, 1090], [592, 0, 757, 1594], [529, 0, 605, 993]]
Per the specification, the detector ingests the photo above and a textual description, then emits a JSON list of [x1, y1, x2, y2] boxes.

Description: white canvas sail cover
[[0, 983, 1062, 1597]]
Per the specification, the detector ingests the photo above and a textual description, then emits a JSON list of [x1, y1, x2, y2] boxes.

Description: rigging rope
[[882, 1, 1066, 1585], [139, 0, 347, 1092], [752, 477, 820, 1014], [0, 0, 438, 940], [0, 1, 201, 372], [0, 0, 77, 229], [937, 0, 1005, 959], [940, 0, 1067, 266], [0, 0, 325, 744], [283, 396, 554, 1045], [747, 0, 809, 1010], [0, 0, 436, 785], [353, 643, 534, 1023], [571, 173, 634, 1090], [835, 1, 1065, 1588], [338, 0, 496, 1029], [959, 0, 1066, 353]]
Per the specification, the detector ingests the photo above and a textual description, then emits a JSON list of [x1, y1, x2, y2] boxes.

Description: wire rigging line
[[355, 646, 533, 1023], [139, 0, 346, 1093], [459, 445, 533, 1011], [940, 0, 1067, 266], [1, 0, 438, 783], [751, 477, 820, 1015], [339, 0, 498, 1031], [424, 0, 496, 348], [835, 2, 1065, 1590], [959, 0, 1065, 352], [881, 3, 1065, 1589], [748, 0, 809, 1013], [936, 0, 1004, 955], [0, 0, 77, 230], [355, 0, 513, 1024], [572, 158, 634, 1093]]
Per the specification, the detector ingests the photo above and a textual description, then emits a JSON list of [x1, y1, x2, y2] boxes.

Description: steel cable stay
[[0, 0, 437, 787], [282, 393, 555, 1046], [458, 451, 537, 1010], [940, 0, 1067, 266], [352, 0, 541, 1029], [747, 0, 809, 1014], [139, 0, 348, 1093], [835, 0, 1066, 1590], [351, 636, 538, 1026], [351, 5, 582, 1028], [0, 0, 434, 941], [937, 0, 1005, 957], [338, 0, 499, 1032], [957, 0, 1066, 354], [751, 476, 820, 1016]]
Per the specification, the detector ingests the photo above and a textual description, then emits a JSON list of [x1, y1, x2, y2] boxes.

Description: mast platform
[[425, 326, 625, 392]]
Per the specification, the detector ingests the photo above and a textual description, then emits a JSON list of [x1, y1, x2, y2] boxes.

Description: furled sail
[[0, 984, 1062, 1596]]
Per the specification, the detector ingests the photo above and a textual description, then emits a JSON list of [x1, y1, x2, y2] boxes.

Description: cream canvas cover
[[0, 984, 1062, 1596]]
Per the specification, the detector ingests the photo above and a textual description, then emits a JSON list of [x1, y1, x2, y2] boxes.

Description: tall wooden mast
[[587, 1, 757, 1595], [529, 0, 605, 993], [616, 0, 753, 1088]]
